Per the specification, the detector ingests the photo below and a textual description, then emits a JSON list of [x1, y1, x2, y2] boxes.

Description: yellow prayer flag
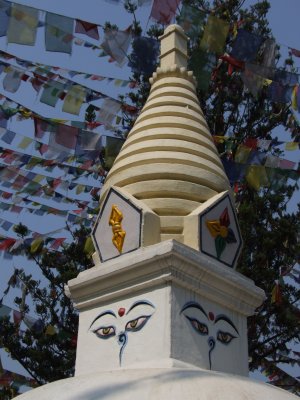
[[7, 4, 39, 45], [285, 142, 298, 151], [32, 174, 44, 183], [45, 325, 56, 335], [75, 184, 84, 195], [234, 144, 251, 164], [18, 137, 33, 150], [200, 15, 229, 55], [62, 85, 86, 115], [246, 165, 269, 191], [291, 85, 298, 111], [30, 238, 44, 254]]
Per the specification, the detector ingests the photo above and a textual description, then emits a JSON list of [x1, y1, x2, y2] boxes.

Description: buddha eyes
[[185, 316, 237, 345], [93, 326, 116, 339], [92, 315, 151, 339], [185, 316, 209, 336], [217, 330, 236, 345], [125, 315, 150, 332]]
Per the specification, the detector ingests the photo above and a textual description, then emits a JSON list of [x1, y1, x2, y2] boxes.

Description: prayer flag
[[34, 117, 55, 139], [273, 70, 298, 86], [285, 142, 298, 151], [45, 13, 73, 54], [0, 0, 10, 37], [246, 165, 269, 190], [290, 48, 300, 58], [234, 144, 251, 163], [62, 85, 86, 115], [75, 130, 101, 157], [0, 304, 11, 317], [7, 4, 39, 45], [53, 123, 79, 150], [1, 130, 16, 144], [101, 28, 132, 66], [102, 135, 124, 169], [2, 68, 23, 93], [40, 81, 65, 107], [231, 29, 263, 62], [190, 48, 216, 91], [200, 15, 229, 55], [45, 325, 56, 335], [178, 4, 206, 39], [150, 0, 180, 25], [13, 310, 22, 325], [18, 137, 33, 150], [0, 238, 16, 250], [75, 19, 99, 40], [241, 67, 265, 97], [97, 98, 121, 125], [267, 82, 293, 103], [261, 38, 277, 68]]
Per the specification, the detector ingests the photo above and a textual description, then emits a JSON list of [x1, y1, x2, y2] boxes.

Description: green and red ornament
[[205, 207, 237, 259]]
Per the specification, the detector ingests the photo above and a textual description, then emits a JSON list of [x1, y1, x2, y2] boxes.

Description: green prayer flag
[[178, 4, 206, 40]]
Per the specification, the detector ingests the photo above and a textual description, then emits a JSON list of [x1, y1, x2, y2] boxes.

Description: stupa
[[15, 25, 298, 399]]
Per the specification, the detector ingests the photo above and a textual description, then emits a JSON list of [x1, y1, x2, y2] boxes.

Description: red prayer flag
[[55, 124, 79, 150], [34, 117, 54, 139], [244, 138, 258, 150], [290, 48, 300, 57], [13, 309, 22, 325], [0, 238, 16, 250], [75, 19, 99, 40], [150, 0, 181, 24]]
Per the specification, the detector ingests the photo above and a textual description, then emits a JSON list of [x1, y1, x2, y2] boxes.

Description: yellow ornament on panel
[[109, 205, 126, 253]]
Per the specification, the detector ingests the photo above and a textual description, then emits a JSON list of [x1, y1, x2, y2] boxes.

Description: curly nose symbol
[[208, 336, 216, 370], [118, 332, 127, 366]]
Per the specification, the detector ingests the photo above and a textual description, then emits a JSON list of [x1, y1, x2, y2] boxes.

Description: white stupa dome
[[15, 360, 297, 400]]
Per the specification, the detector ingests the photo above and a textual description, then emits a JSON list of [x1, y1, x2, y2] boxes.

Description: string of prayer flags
[[128, 36, 159, 76], [0, 49, 133, 87], [62, 85, 86, 115], [230, 29, 263, 62], [7, 3, 39, 46], [0, 0, 9, 37], [75, 19, 99, 40], [261, 359, 300, 395], [150, 0, 181, 25], [101, 27, 132, 66], [177, 4, 206, 40], [45, 12, 73, 54], [200, 15, 229, 55]]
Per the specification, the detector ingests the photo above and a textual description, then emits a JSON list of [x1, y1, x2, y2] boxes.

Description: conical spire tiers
[[101, 25, 231, 242]]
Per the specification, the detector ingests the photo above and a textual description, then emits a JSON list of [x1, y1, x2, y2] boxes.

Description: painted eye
[[217, 330, 236, 344], [125, 315, 151, 332], [185, 316, 208, 336], [93, 326, 116, 339]]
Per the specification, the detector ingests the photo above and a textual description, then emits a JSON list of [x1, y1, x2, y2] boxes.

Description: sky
[[0, 0, 299, 394]]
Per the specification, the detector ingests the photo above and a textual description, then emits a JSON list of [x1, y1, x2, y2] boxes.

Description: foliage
[[0, 225, 94, 385]]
